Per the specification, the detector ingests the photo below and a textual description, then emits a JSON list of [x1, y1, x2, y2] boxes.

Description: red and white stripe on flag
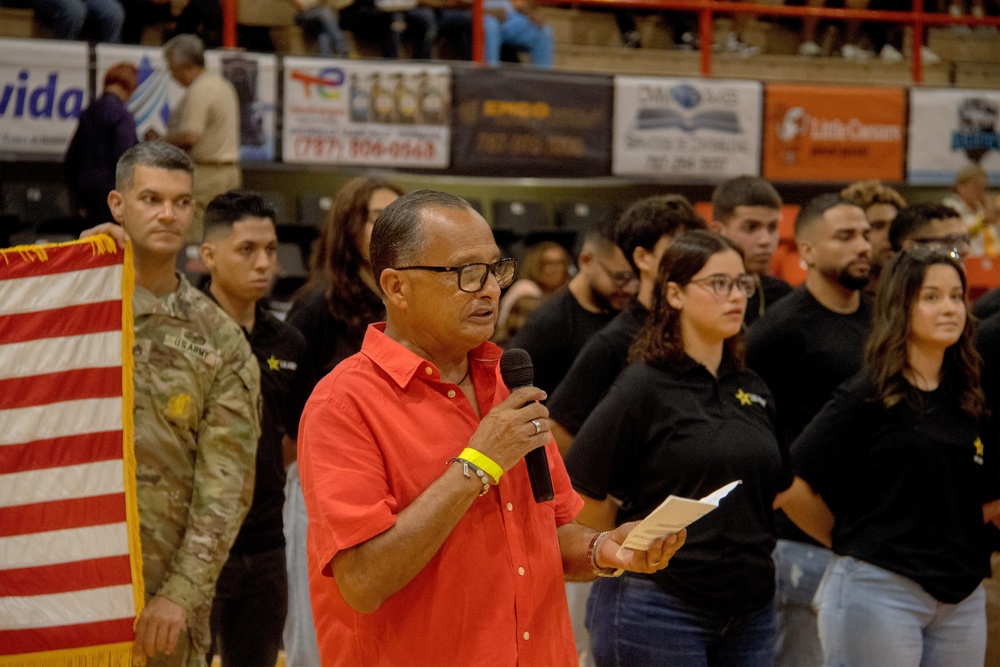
[[0, 237, 143, 667]]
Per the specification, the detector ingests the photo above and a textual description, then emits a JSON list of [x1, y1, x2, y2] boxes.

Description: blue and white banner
[[612, 77, 762, 179], [0, 39, 89, 156], [95, 44, 184, 143], [908, 88, 1000, 185]]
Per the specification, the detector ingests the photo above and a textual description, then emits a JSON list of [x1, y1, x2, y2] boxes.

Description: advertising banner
[[96, 44, 184, 142], [908, 88, 1000, 185], [450, 68, 612, 177], [206, 51, 277, 162], [612, 77, 762, 179], [763, 84, 905, 182], [0, 39, 89, 156], [282, 58, 450, 167]]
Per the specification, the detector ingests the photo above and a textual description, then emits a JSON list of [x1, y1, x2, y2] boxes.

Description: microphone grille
[[499, 348, 534, 389]]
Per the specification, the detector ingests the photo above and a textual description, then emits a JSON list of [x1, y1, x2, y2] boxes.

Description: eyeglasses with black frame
[[910, 233, 971, 259], [393, 258, 518, 293], [688, 273, 758, 298]]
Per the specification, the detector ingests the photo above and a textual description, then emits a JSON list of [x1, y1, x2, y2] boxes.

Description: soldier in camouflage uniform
[[85, 141, 261, 667]]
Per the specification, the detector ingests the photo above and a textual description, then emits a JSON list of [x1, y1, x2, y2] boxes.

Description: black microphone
[[499, 348, 554, 503]]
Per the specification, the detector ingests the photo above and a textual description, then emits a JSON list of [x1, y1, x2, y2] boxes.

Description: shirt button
[[518, 567, 525, 576], [425, 366, 433, 375], [523, 632, 530, 641], [506, 502, 513, 511], [447, 390, 456, 398]]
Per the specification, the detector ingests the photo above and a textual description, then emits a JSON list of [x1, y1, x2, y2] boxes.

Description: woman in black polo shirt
[[566, 230, 791, 666], [782, 247, 998, 666]]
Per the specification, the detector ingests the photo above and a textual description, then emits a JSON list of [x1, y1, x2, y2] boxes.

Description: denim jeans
[[34, 0, 124, 41], [773, 539, 830, 667], [815, 555, 986, 667], [283, 463, 321, 667], [483, 11, 553, 67], [208, 547, 287, 667], [586, 573, 776, 667], [294, 6, 350, 57]]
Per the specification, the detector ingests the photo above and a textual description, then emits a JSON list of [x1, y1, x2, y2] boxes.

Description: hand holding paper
[[617, 480, 741, 558]]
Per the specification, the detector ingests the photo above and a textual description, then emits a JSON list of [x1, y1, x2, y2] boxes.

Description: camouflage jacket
[[132, 274, 261, 616]]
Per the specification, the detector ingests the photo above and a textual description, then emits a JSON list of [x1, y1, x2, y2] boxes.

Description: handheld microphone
[[499, 348, 554, 503]]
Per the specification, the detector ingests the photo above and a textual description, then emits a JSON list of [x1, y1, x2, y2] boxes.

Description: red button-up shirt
[[299, 323, 583, 667]]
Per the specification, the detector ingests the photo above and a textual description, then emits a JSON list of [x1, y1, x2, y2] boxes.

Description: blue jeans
[[283, 463, 321, 667], [294, 6, 350, 57], [483, 11, 553, 67], [34, 0, 124, 41], [208, 547, 287, 667], [815, 555, 986, 667], [586, 573, 777, 667], [774, 539, 829, 667]]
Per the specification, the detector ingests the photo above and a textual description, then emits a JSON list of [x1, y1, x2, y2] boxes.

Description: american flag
[[0, 236, 144, 666]]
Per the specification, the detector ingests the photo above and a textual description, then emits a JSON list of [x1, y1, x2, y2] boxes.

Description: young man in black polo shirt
[[746, 193, 873, 667], [709, 175, 792, 327], [199, 191, 310, 666]]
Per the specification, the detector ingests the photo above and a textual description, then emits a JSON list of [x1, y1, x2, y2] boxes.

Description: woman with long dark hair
[[282, 175, 403, 666], [782, 246, 999, 666], [566, 230, 791, 665]]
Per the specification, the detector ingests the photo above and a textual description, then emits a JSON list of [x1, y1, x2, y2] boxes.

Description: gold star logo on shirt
[[735, 389, 752, 406], [975, 437, 984, 458], [267, 355, 281, 371]]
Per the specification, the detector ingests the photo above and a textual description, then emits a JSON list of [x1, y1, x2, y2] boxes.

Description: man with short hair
[[297, 190, 685, 666], [889, 202, 970, 260], [199, 191, 310, 667], [840, 179, 906, 292], [746, 193, 873, 667], [710, 175, 792, 326], [163, 33, 241, 242], [509, 216, 638, 395], [83, 142, 260, 666]]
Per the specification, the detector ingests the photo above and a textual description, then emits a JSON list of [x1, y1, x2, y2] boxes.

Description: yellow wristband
[[458, 447, 503, 484]]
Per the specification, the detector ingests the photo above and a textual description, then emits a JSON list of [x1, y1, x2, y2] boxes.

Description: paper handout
[[617, 480, 742, 556]]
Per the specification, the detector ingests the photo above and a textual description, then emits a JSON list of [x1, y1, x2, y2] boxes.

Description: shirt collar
[[133, 272, 198, 320], [361, 322, 502, 389]]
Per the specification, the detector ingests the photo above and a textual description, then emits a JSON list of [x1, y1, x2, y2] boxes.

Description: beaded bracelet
[[587, 530, 624, 578], [448, 457, 492, 496]]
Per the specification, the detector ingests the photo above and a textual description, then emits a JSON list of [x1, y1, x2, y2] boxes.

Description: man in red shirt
[[298, 190, 686, 666]]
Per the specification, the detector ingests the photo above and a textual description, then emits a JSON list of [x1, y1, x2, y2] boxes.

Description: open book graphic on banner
[[618, 480, 741, 556]]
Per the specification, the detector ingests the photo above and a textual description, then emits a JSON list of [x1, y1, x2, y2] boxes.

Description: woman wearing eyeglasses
[[781, 247, 999, 666], [565, 230, 792, 666]]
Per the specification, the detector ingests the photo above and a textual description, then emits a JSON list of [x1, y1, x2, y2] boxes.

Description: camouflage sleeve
[[157, 334, 262, 611]]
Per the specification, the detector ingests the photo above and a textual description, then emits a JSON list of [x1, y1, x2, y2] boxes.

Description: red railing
[[218, 0, 1000, 83]]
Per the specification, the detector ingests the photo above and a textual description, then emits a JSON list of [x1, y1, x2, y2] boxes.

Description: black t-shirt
[[205, 295, 310, 554], [508, 287, 618, 395], [744, 274, 793, 328], [792, 372, 991, 603], [566, 356, 791, 615], [286, 284, 386, 395], [746, 287, 873, 544], [547, 298, 648, 435], [973, 287, 1000, 320], [975, 313, 1000, 551]]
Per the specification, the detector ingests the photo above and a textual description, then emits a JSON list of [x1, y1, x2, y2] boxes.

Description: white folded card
[[617, 480, 742, 557]]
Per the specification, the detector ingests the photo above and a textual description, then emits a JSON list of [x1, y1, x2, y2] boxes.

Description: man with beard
[[508, 216, 638, 395], [840, 179, 906, 295], [746, 193, 873, 667]]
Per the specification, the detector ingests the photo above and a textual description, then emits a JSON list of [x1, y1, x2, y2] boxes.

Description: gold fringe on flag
[[0, 642, 135, 667]]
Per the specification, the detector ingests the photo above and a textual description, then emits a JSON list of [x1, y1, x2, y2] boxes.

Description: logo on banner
[[952, 98, 999, 163], [773, 104, 901, 165], [290, 68, 345, 99], [633, 83, 741, 133], [0, 70, 84, 119]]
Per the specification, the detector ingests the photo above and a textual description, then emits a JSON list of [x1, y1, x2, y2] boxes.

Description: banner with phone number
[[282, 58, 450, 168]]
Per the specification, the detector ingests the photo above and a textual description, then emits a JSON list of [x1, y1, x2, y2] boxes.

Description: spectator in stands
[[199, 191, 310, 667], [429, 0, 474, 59], [840, 178, 907, 292], [782, 246, 993, 667], [289, 0, 351, 57], [64, 62, 138, 230], [798, 0, 871, 58], [164, 33, 241, 243], [566, 230, 791, 666], [710, 176, 792, 326], [340, 0, 437, 60], [889, 202, 970, 261], [282, 175, 403, 667], [944, 164, 1000, 256], [508, 215, 638, 395], [853, 0, 943, 62], [746, 193, 873, 667], [483, 0, 554, 67], [496, 240, 572, 336], [33, 0, 124, 42]]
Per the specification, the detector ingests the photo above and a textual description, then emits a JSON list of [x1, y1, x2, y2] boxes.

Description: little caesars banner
[[612, 77, 762, 179], [0, 39, 89, 156]]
